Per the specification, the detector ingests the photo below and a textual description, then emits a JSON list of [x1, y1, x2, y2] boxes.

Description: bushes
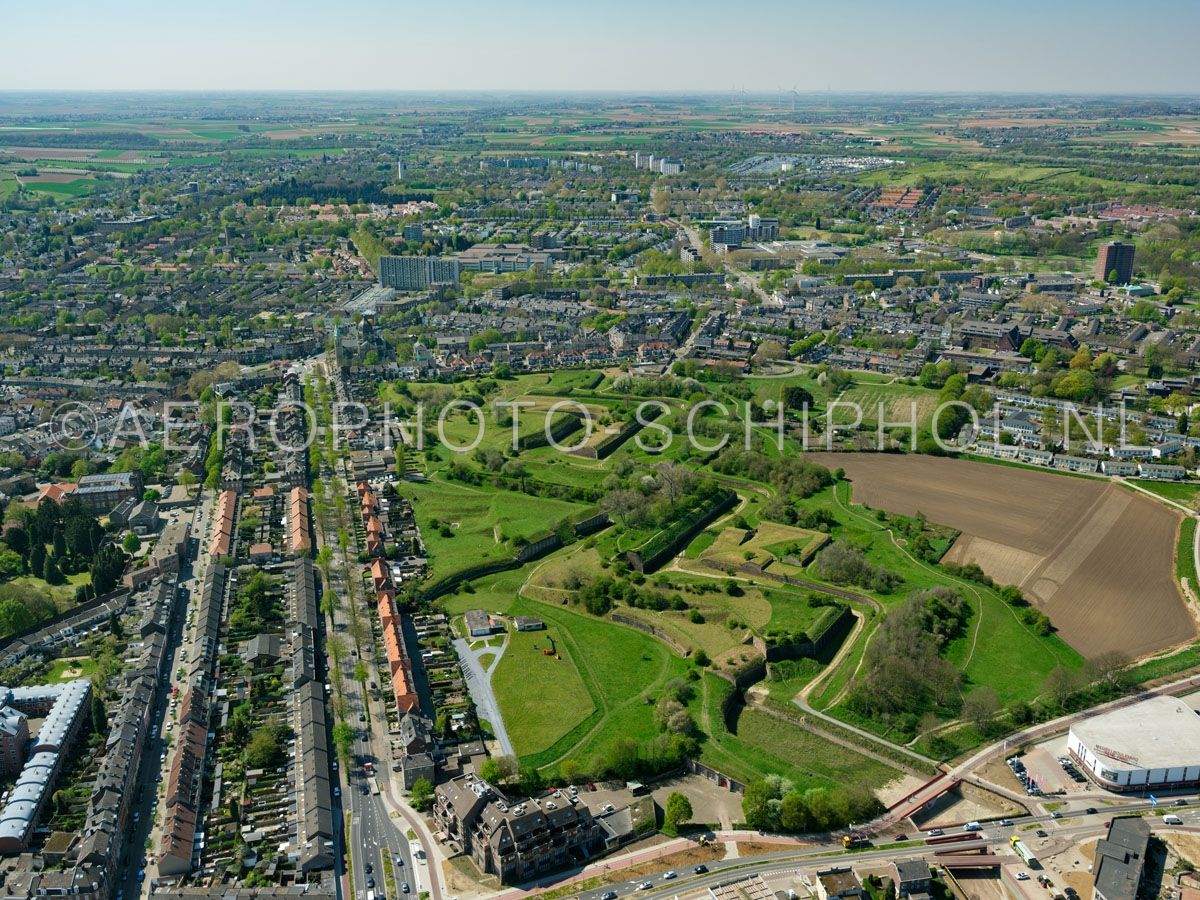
[[811, 543, 900, 593], [846, 587, 968, 725], [741, 774, 883, 833], [712, 450, 833, 500], [627, 487, 737, 573]]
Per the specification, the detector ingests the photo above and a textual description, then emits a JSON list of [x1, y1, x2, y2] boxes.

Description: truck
[[843, 832, 872, 849], [1011, 838, 1039, 867]]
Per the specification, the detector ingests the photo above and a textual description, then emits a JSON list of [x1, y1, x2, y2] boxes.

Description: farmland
[[810, 453, 1191, 658]]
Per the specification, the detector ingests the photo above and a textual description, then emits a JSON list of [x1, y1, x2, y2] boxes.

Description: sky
[[1, 0, 1198, 94]]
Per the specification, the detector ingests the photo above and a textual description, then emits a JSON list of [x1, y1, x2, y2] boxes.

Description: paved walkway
[[454, 636, 515, 757]]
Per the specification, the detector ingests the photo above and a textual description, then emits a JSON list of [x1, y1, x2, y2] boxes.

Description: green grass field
[[20, 178, 100, 198], [46, 656, 98, 682], [399, 477, 584, 578], [491, 622, 595, 756], [1177, 516, 1198, 586], [698, 674, 899, 791], [1134, 479, 1200, 504], [495, 597, 691, 774]]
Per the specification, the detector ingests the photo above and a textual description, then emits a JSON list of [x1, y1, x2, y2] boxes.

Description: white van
[[963, 821, 982, 831], [1164, 814, 1184, 825]]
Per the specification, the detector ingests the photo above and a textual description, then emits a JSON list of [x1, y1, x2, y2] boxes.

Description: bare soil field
[[17, 172, 95, 184], [3, 146, 97, 160], [807, 454, 1192, 658]]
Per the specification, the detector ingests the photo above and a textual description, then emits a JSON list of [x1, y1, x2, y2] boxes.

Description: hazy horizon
[[1, 0, 1197, 95]]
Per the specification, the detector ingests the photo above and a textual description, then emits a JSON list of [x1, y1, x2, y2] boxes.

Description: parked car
[[1017, 873, 1030, 881]]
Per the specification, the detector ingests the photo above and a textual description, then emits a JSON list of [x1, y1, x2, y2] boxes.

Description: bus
[[368, 776, 381, 796], [1011, 838, 1038, 867]]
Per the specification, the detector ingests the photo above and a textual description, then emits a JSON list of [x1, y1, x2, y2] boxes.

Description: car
[[1085, 807, 1097, 815], [600, 893, 618, 900], [362, 785, 369, 795], [367, 878, 376, 889], [663, 871, 677, 880], [365, 864, 373, 874], [401, 884, 410, 894], [894, 834, 907, 841], [359, 713, 367, 722], [927, 829, 944, 837], [694, 865, 708, 874], [1017, 873, 1030, 881], [1035, 829, 1048, 837], [1050, 811, 1062, 819], [636, 882, 654, 891], [333, 786, 341, 797], [999, 819, 1013, 827], [396, 855, 405, 866], [1177, 799, 1189, 807]]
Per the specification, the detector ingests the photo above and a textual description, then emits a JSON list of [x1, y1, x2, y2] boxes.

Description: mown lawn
[[491, 622, 595, 757], [399, 477, 584, 578], [498, 597, 691, 774], [46, 656, 99, 682], [1134, 479, 1200, 504]]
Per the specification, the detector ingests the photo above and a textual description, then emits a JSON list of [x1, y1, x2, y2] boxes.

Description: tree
[[91, 692, 107, 734], [517, 765, 544, 797], [479, 754, 518, 784], [332, 720, 355, 761], [1085, 650, 1131, 689], [782, 385, 815, 413], [663, 792, 693, 836], [0, 548, 22, 578], [961, 686, 1000, 731], [742, 779, 781, 831], [28, 540, 45, 576], [410, 778, 434, 811], [122, 532, 141, 554], [1043, 665, 1084, 708], [43, 554, 65, 585], [245, 723, 290, 768], [0, 598, 35, 638]]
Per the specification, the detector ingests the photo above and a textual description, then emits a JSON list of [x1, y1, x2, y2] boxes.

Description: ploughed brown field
[[807, 453, 1194, 659]]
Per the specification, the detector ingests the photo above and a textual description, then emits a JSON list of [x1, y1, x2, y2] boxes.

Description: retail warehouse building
[[1068, 696, 1200, 791]]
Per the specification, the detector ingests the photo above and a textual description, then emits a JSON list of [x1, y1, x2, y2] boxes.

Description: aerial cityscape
[[1, 4, 1200, 900]]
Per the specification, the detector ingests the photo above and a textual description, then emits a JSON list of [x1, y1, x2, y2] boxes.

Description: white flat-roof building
[[1068, 696, 1200, 792]]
